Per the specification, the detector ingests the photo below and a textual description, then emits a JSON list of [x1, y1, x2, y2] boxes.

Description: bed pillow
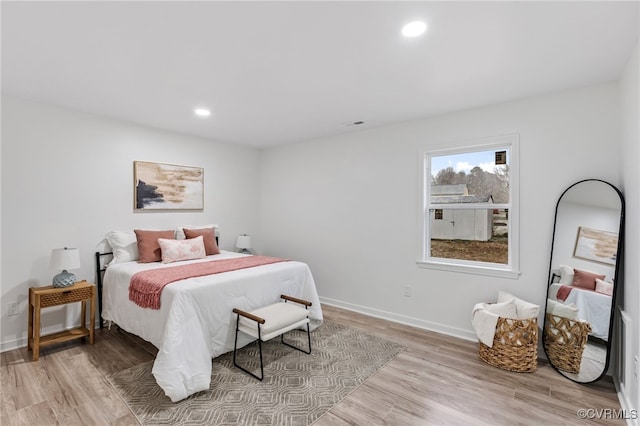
[[175, 224, 218, 240], [572, 268, 605, 291], [158, 236, 206, 263], [184, 228, 220, 255], [595, 278, 614, 296], [134, 229, 175, 263], [484, 299, 517, 319], [497, 291, 539, 319], [105, 231, 139, 264], [547, 298, 580, 320], [558, 265, 574, 284]]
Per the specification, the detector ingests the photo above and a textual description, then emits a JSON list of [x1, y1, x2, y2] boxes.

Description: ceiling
[[2, 1, 638, 148]]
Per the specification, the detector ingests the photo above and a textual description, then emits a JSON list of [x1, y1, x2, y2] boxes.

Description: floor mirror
[[543, 179, 624, 383]]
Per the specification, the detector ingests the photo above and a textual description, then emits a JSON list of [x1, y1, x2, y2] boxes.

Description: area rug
[[107, 321, 406, 425]]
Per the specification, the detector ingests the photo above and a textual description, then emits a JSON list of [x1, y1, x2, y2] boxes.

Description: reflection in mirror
[[543, 179, 624, 383]]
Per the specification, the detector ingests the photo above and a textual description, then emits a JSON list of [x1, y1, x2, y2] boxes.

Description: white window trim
[[417, 134, 520, 279]]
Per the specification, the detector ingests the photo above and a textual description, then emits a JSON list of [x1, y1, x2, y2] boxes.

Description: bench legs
[[232, 315, 312, 381], [281, 322, 311, 355], [233, 314, 266, 381]]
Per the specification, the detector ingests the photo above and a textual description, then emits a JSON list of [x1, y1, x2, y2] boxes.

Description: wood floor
[[1, 304, 624, 425]]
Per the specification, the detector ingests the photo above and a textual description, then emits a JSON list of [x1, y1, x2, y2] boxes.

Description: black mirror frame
[[543, 179, 625, 384]]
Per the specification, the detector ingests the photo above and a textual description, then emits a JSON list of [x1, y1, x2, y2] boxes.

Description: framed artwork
[[573, 226, 618, 265], [134, 161, 203, 210]]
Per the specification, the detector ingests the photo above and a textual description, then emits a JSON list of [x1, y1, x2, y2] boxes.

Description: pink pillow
[[158, 236, 206, 263], [183, 228, 220, 255], [595, 278, 614, 296], [134, 229, 175, 263], [571, 268, 605, 291]]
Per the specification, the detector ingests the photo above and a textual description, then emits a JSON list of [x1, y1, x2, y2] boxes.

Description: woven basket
[[478, 316, 538, 373], [543, 313, 591, 374]]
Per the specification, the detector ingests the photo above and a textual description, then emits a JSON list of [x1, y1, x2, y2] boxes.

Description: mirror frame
[[543, 179, 625, 383]]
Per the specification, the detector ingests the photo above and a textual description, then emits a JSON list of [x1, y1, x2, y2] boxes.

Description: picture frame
[[573, 226, 618, 265], [134, 161, 204, 210]]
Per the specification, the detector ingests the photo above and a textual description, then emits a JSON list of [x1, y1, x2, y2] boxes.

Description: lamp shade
[[50, 247, 80, 287], [50, 247, 81, 270], [236, 235, 252, 250]]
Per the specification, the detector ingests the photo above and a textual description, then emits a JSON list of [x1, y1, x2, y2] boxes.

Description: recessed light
[[194, 108, 211, 117], [402, 21, 426, 38]]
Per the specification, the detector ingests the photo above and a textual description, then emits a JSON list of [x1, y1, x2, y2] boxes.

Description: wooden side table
[[28, 280, 96, 361]]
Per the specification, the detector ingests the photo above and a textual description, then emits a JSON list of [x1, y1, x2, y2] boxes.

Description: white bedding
[[548, 283, 611, 341], [102, 250, 323, 402]]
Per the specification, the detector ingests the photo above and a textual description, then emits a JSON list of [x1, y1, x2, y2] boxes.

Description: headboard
[[94, 251, 112, 329]]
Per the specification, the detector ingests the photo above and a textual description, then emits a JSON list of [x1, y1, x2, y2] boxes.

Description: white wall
[[0, 96, 261, 350], [259, 83, 622, 340], [619, 42, 639, 422], [552, 202, 619, 281]]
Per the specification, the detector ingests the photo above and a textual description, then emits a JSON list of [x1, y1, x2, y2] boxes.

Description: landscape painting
[[134, 161, 203, 210], [573, 226, 618, 265]]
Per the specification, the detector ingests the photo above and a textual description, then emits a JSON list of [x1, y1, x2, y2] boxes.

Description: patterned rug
[[107, 321, 406, 425]]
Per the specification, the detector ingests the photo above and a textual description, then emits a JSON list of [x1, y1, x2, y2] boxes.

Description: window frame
[[417, 134, 520, 279]]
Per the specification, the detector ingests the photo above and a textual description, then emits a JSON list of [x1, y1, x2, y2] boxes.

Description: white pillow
[[175, 224, 219, 240], [158, 236, 206, 263], [105, 231, 139, 264], [558, 265, 574, 285], [497, 291, 540, 319], [484, 299, 517, 319], [546, 298, 579, 320]]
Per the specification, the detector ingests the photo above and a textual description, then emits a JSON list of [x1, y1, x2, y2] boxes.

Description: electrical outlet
[[403, 286, 412, 297], [8, 302, 18, 316]]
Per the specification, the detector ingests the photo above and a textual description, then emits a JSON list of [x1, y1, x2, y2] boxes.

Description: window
[[418, 135, 519, 278]]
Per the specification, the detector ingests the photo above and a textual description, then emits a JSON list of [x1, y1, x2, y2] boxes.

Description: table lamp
[[50, 247, 81, 287], [236, 234, 252, 254]]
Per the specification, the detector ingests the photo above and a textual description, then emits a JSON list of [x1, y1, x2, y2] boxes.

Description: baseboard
[[614, 377, 639, 426], [0, 319, 102, 353], [0, 336, 26, 353], [319, 296, 478, 342]]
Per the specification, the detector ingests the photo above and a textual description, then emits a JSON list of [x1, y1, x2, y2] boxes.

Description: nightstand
[[28, 280, 96, 361]]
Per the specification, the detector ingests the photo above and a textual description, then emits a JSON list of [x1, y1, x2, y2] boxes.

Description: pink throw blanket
[[556, 284, 599, 302], [129, 256, 289, 309], [556, 285, 573, 301]]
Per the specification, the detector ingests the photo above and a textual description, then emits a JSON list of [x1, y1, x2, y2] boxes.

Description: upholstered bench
[[232, 294, 312, 380]]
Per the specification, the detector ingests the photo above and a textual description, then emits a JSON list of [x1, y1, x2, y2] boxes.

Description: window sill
[[416, 259, 520, 279]]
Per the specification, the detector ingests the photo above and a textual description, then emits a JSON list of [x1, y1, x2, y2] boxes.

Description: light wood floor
[[1, 304, 624, 425]]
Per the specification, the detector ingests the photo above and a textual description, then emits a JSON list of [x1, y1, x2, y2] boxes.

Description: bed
[[548, 282, 611, 341], [97, 248, 323, 402]]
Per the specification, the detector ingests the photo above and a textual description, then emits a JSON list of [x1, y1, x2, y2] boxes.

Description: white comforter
[[102, 251, 323, 402], [549, 283, 611, 341]]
